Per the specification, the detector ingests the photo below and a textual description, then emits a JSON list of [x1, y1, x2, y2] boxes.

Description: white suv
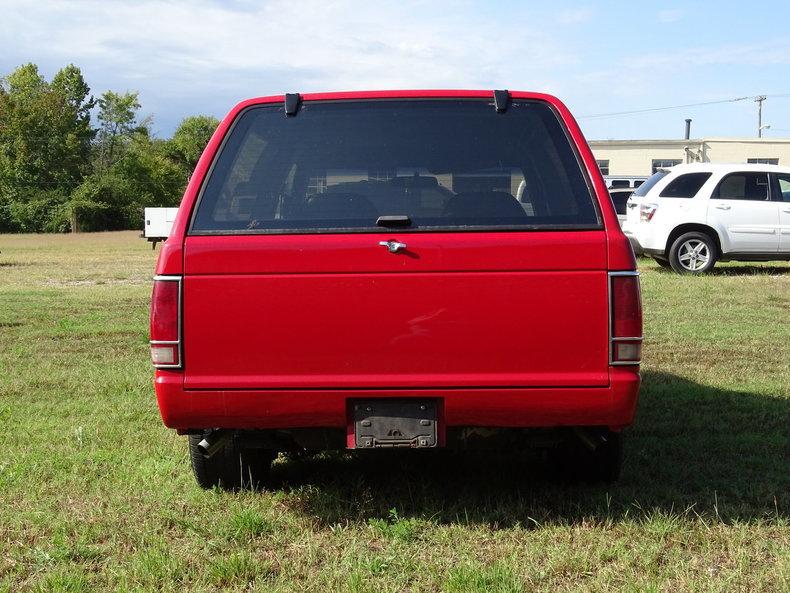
[[623, 163, 790, 273]]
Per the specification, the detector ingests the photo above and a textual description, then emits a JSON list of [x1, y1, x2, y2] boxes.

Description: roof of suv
[[663, 162, 790, 175]]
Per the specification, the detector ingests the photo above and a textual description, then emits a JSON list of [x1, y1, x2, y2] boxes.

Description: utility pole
[[755, 95, 766, 137]]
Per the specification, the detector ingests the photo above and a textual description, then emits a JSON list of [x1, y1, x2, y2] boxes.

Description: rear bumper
[[625, 232, 644, 255], [623, 225, 668, 256], [155, 368, 640, 432]]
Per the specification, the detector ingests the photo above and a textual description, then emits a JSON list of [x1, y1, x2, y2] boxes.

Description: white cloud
[[0, 0, 589, 131], [658, 9, 684, 23], [556, 7, 594, 25], [624, 39, 790, 70], [2, 0, 780, 140], [0, 1, 574, 94]]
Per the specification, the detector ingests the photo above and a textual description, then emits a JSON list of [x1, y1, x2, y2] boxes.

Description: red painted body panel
[[155, 368, 639, 430], [183, 233, 610, 389], [183, 272, 608, 390], [183, 232, 607, 275], [152, 89, 641, 435]]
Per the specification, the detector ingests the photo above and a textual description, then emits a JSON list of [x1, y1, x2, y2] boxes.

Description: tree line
[[0, 63, 219, 232]]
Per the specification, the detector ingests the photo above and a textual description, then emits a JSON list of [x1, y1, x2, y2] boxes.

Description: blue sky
[[2, 0, 789, 140]]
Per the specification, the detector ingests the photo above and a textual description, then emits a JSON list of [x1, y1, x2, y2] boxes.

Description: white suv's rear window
[[632, 171, 668, 197], [659, 172, 712, 198], [190, 99, 600, 234]]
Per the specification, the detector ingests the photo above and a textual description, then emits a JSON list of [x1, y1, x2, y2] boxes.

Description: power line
[[578, 96, 750, 119], [578, 94, 790, 120]]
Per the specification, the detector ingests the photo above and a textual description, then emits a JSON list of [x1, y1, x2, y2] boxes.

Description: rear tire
[[668, 231, 717, 274], [652, 256, 672, 269], [189, 432, 274, 490]]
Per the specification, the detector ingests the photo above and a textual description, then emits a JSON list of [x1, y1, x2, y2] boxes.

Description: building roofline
[[590, 136, 790, 145], [659, 162, 790, 173]]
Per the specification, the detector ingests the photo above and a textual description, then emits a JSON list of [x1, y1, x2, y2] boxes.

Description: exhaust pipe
[[197, 429, 232, 458], [572, 427, 608, 452]]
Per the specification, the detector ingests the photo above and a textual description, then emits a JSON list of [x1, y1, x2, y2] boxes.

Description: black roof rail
[[493, 89, 509, 113], [284, 93, 301, 116]]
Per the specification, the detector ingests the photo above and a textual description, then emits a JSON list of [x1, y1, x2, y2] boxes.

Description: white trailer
[[143, 208, 179, 248]]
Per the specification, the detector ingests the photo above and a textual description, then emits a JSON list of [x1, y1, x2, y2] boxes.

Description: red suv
[[150, 90, 642, 489]]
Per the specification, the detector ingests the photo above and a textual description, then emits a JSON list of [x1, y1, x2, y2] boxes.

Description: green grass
[[0, 231, 788, 592]]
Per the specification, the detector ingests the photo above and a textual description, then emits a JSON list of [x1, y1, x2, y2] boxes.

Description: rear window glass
[[659, 172, 712, 198], [609, 190, 632, 215], [190, 99, 599, 234], [632, 171, 668, 197]]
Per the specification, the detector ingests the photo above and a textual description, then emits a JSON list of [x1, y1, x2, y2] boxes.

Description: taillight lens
[[610, 273, 642, 364], [150, 277, 181, 368], [640, 203, 658, 222]]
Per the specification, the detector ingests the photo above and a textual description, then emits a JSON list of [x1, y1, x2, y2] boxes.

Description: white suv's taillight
[[150, 275, 181, 368], [639, 202, 658, 222], [609, 272, 642, 365]]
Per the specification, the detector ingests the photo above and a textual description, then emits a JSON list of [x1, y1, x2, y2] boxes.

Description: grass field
[[0, 231, 788, 592]]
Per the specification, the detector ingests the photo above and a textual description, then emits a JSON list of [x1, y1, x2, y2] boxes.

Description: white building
[[590, 137, 790, 176]]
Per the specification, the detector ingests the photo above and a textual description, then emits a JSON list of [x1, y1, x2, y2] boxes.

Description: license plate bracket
[[353, 400, 437, 448]]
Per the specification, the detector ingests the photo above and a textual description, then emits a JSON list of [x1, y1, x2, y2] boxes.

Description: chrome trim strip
[[611, 360, 641, 366], [608, 271, 643, 366], [151, 275, 183, 369]]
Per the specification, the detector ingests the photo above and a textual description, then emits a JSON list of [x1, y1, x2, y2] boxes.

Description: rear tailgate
[[182, 231, 609, 389]]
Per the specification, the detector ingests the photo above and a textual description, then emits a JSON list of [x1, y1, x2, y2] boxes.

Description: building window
[[651, 159, 682, 174], [306, 174, 327, 194], [596, 160, 610, 176], [368, 168, 396, 182], [746, 158, 779, 165]]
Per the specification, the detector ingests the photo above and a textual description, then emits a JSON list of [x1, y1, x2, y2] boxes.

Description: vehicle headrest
[[305, 193, 379, 220], [443, 191, 526, 220], [389, 176, 439, 189]]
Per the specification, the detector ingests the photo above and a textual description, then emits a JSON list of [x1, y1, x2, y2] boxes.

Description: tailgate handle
[[379, 240, 407, 253]]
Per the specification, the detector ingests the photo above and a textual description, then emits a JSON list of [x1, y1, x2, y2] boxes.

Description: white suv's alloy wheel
[[677, 239, 710, 272]]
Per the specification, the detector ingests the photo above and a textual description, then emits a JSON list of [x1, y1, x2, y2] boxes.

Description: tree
[[0, 63, 54, 194], [0, 63, 95, 231], [95, 90, 141, 172], [3, 62, 46, 97], [0, 62, 200, 233], [51, 64, 95, 178], [69, 130, 184, 232], [170, 115, 219, 172]]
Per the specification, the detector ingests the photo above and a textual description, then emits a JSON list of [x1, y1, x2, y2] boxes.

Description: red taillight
[[610, 273, 642, 365], [150, 276, 181, 368], [640, 203, 658, 222]]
